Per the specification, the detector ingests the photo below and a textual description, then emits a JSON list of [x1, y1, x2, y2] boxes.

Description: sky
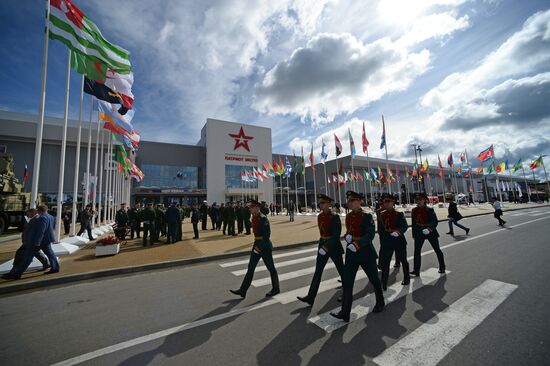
[[0, 0, 549, 179]]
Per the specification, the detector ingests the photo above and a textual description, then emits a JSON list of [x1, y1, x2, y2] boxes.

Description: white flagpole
[[493, 156, 503, 202], [323, 161, 328, 195], [30, 0, 51, 208], [520, 164, 531, 203], [98, 130, 104, 224], [465, 149, 476, 204], [70, 75, 84, 235], [312, 163, 317, 213], [54, 49, 71, 243], [335, 157, 343, 205], [92, 114, 100, 227], [303, 160, 308, 212], [382, 116, 392, 195], [103, 136, 111, 223], [286, 171, 290, 210], [362, 169, 367, 203], [84, 97, 94, 207], [294, 169, 299, 210], [366, 147, 374, 207], [441, 171, 447, 204]]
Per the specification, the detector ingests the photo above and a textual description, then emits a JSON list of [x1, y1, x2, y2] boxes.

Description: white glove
[[345, 234, 353, 244], [391, 231, 399, 237], [318, 248, 327, 256], [422, 228, 430, 235], [347, 244, 357, 252], [253, 248, 260, 254]]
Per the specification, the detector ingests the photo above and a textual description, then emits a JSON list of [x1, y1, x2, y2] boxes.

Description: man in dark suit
[[191, 203, 200, 239], [446, 195, 470, 235], [165, 202, 181, 244], [2, 205, 59, 280], [77, 204, 95, 240]]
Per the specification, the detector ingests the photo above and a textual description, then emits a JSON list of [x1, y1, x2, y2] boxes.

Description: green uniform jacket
[[411, 206, 439, 239], [253, 214, 272, 252], [140, 208, 156, 224], [115, 209, 129, 226], [377, 210, 408, 244], [345, 211, 377, 257]]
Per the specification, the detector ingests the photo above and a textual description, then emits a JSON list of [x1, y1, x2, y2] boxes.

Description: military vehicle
[[0, 154, 35, 234]]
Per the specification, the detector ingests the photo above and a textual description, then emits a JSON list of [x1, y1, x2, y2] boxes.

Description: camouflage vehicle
[[0, 154, 43, 234]]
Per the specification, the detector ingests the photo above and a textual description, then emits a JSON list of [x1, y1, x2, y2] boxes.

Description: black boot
[[230, 289, 246, 298], [266, 272, 280, 297], [297, 296, 314, 306], [330, 311, 350, 322], [373, 288, 385, 313]]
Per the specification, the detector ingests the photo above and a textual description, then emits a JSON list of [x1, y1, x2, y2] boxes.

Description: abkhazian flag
[[530, 155, 545, 170], [380, 115, 386, 149], [49, 0, 132, 74], [348, 128, 356, 159], [511, 159, 522, 172], [320, 139, 328, 162], [309, 145, 316, 171], [362, 121, 369, 153], [477, 145, 494, 162], [334, 134, 342, 157]]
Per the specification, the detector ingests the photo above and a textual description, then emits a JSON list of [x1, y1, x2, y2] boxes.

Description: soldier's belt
[[320, 236, 331, 240], [254, 236, 263, 240], [352, 236, 362, 240]]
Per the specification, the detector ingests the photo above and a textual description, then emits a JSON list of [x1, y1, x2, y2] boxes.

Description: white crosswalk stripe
[[308, 268, 448, 332], [372, 279, 517, 366], [252, 263, 336, 287], [219, 247, 317, 267], [231, 255, 317, 276], [529, 212, 547, 216]]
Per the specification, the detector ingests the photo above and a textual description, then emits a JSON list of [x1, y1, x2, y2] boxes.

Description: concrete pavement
[[0, 206, 549, 365]]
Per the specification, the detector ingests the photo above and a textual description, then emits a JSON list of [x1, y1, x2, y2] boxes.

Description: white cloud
[[397, 12, 470, 46], [255, 33, 431, 126]]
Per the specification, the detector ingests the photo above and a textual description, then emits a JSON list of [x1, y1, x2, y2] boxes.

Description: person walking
[[330, 191, 384, 322], [378, 194, 410, 291], [230, 199, 280, 298], [491, 197, 506, 226], [297, 194, 343, 306], [77, 204, 95, 240], [410, 193, 446, 276], [446, 195, 470, 235], [191, 203, 200, 239]]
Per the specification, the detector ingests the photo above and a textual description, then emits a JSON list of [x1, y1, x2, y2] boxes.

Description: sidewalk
[[1, 202, 547, 293]]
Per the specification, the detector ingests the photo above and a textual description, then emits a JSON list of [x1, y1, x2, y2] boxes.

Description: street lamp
[[417, 145, 426, 194], [411, 144, 419, 194]]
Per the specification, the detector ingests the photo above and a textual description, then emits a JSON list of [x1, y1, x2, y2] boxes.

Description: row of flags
[[49, 0, 144, 182]]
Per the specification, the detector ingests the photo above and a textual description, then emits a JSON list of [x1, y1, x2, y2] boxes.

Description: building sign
[[228, 126, 253, 152], [224, 154, 258, 163]]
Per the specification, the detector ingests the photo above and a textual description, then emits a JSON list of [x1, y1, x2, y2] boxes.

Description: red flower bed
[[96, 235, 120, 246]]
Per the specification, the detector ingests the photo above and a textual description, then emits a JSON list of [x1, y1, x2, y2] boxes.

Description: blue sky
[[1, 0, 549, 176]]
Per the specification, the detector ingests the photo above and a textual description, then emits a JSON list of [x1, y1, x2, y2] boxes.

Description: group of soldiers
[[199, 201, 253, 236], [230, 190, 447, 323]]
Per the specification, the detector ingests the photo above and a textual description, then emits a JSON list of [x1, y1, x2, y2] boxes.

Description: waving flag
[[476, 164, 484, 175], [496, 161, 507, 173], [320, 139, 328, 162], [370, 168, 378, 180], [380, 115, 386, 149], [97, 100, 134, 133], [285, 157, 292, 175], [530, 155, 545, 170], [447, 152, 454, 167], [334, 134, 343, 157], [23, 164, 29, 183], [420, 159, 428, 173], [511, 159, 522, 172], [437, 154, 443, 169], [459, 151, 466, 163], [49, 0, 132, 74], [309, 145, 316, 171], [362, 121, 369, 153], [348, 128, 356, 159], [477, 145, 494, 162], [487, 161, 496, 174]]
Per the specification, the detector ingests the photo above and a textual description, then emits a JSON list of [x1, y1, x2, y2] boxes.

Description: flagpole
[[103, 136, 111, 223], [70, 75, 84, 235], [98, 130, 104, 224], [493, 156, 503, 202], [55, 49, 71, 243], [335, 156, 343, 206], [30, 0, 51, 208], [303, 164, 308, 213], [362, 169, 367, 205], [92, 113, 101, 227], [286, 172, 290, 211], [294, 170, 299, 211], [520, 164, 531, 203], [84, 97, 94, 207], [366, 148, 374, 207], [465, 149, 476, 204], [323, 160, 328, 195], [541, 158, 550, 197], [382, 116, 392, 195], [312, 163, 318, 213]]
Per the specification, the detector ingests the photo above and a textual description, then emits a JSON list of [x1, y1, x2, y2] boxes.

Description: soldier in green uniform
[[331, 191, 384, 322], [154, 203, 166, 242], [236, 201, 244, 234], [128, 203, 142, 239], [243, 203, 251, 235], [140, 203, 156, 247], [410, 192, 446, 276], [297, 193, 343, 306], [378, 194, 410, 290], [227, 202, 236, 236], [115, 203, 129, 229], [176, 203, 184, 241], [230, 199, 280, 298]]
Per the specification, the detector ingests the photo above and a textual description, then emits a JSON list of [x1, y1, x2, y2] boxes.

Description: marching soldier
[[297, 194, 343, 306], [230, 199, 280, 298], [331, 191, 384, 322], [410, 192, 446, 276], [378, 194, 410, 290]]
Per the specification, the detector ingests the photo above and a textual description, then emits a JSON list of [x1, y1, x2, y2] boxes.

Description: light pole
[[417, 145, 426, 194], [411, 144, 419, 194]]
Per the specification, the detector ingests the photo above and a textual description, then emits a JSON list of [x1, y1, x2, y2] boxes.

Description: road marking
[[220, 247, 317, 267], [52, 216, 548, 366], [232, 255, 317, 276], [529, 212, 547, 216], [372, 279, 517, 366], [252, 263, 336, 287], [308, 268, 447, 333]]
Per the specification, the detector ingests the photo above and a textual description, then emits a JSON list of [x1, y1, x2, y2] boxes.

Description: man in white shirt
[[491, 197, 506, 226]]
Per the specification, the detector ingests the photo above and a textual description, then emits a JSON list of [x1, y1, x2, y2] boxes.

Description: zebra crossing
[[219, 243, 519, 363]]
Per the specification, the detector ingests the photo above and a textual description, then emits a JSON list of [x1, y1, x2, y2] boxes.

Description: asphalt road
[[1, 207, 549, 366]]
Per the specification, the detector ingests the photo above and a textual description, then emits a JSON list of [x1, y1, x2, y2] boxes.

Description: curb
[[1, 204, 548, 296]]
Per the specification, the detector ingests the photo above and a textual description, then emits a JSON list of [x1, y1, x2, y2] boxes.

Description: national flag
[[395, 166, 400, 178], [380, 115, 386, 149], [103, 119, 135, 149], [309, 145, 315, 171], [437, 154, 443, 169], [459, 151, 465, 163], [320, 139, 328, 162], [361, 121, 369, 153], [511, 159, 522, 172], [357, 174, 363, 182], [370, 168, 378, 180], [496, 161, 506, 173], [84, 78, 132, 114], [71, 51, 107, 82], [334, 134, 342, 157], [421, 158, 428, 173], [129, 161, 144, 182], [285, 157, 292, 175], [477, 145, 494, 162], [530, 155, 545, 170], [348, 128, 356, 159], [97, 100, 134, 133], [377, 166, 384, 180], [113, 144, 130, 173], [447, 152, 454, 167], [279, 157, 285, 176], [476, 164, 484, 175], [49, 0, 132, 74], [487, 161, 496, 174], [23, 164, 29, 182]]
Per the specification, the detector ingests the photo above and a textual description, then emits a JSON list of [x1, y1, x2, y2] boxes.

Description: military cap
[[346, 191, 364, 200], [247, 199, 261, 207], [317, 193, 333, 202], [381, 193, 397, 202], [414, 192, 428, 200]]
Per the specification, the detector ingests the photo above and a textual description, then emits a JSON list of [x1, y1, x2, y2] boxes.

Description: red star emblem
[[228, 126, 253, 152]]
